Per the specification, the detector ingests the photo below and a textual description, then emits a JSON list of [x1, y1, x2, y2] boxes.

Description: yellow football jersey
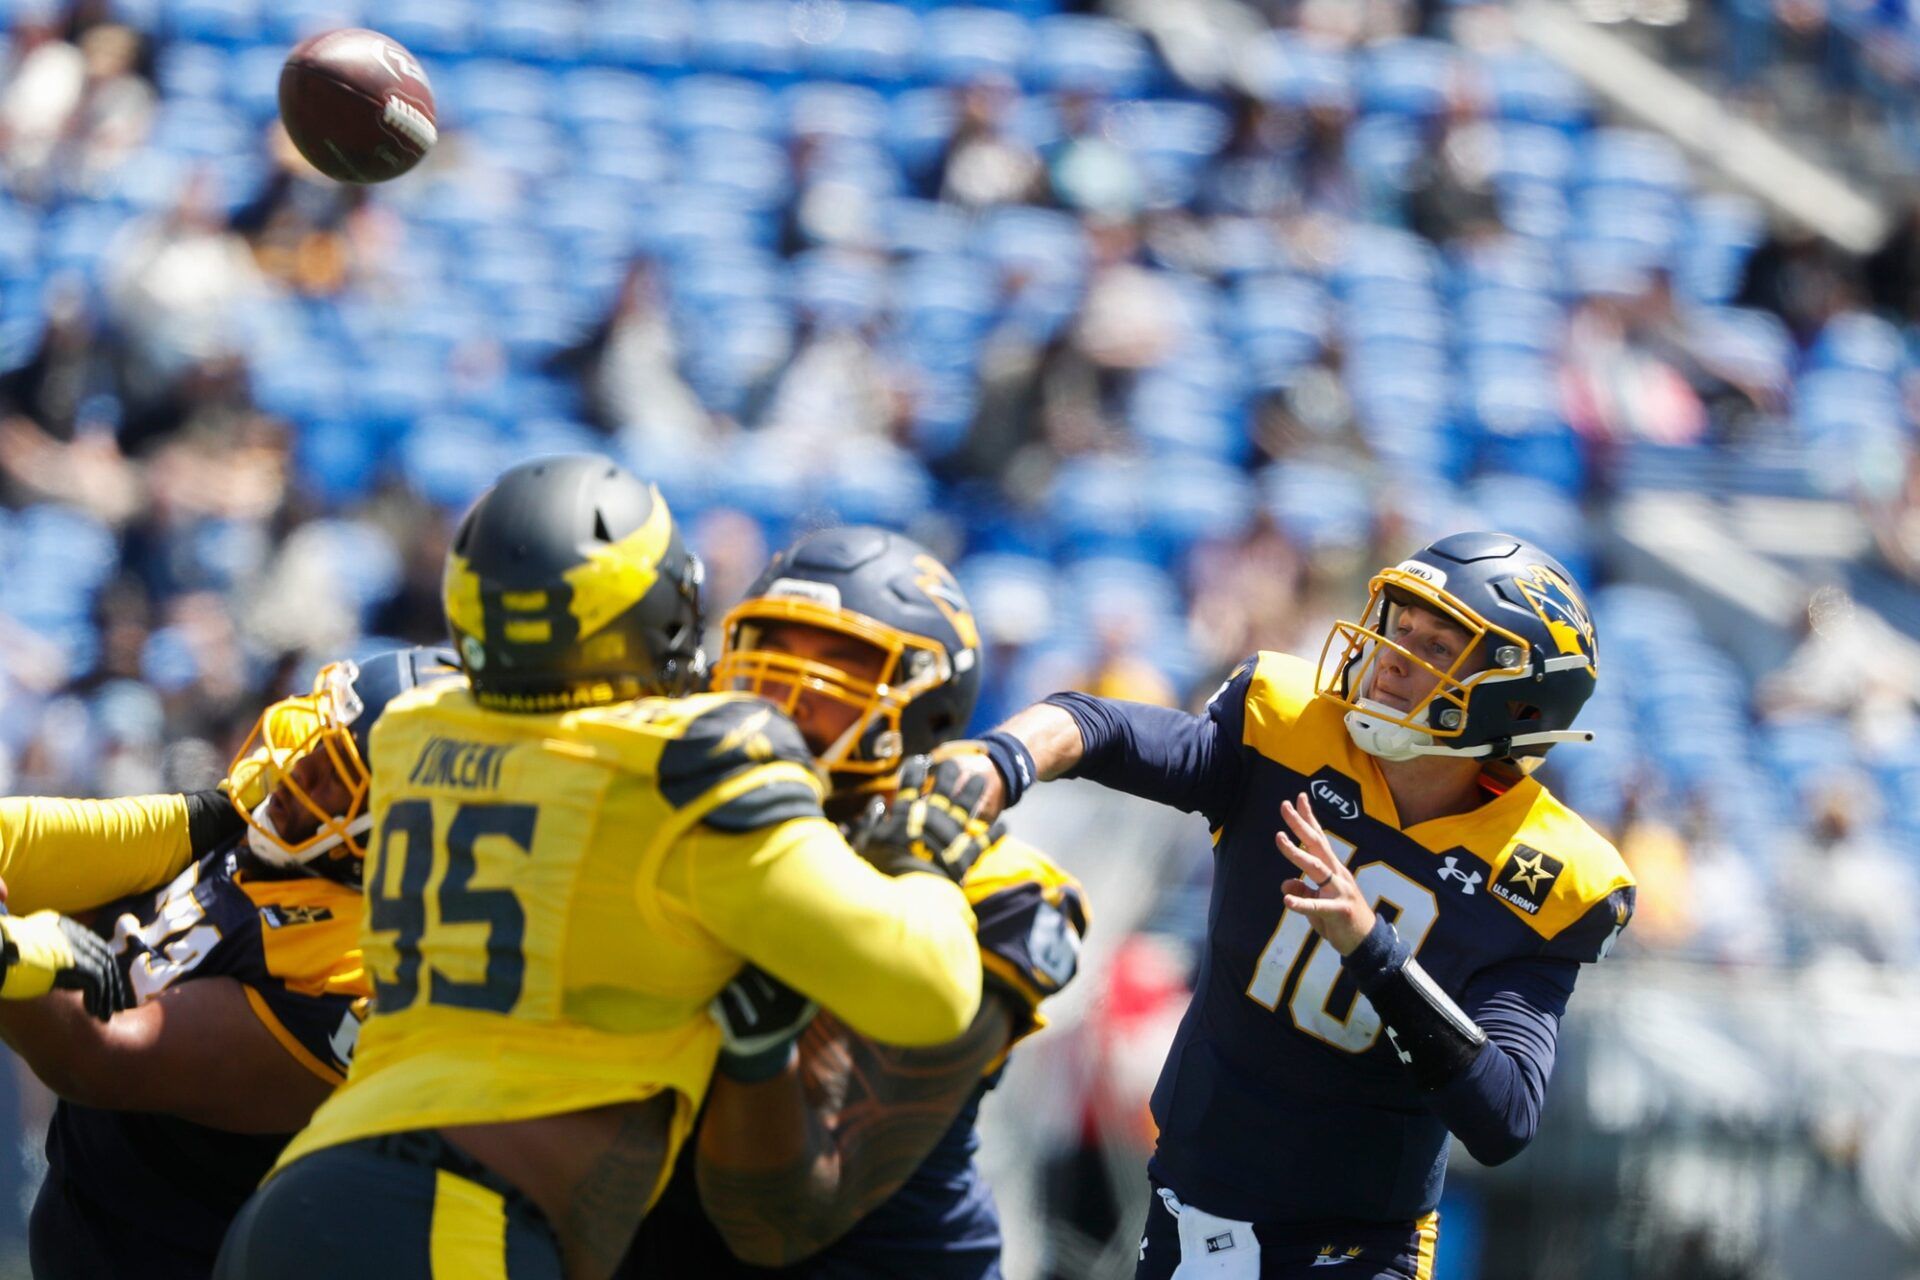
[[277, 683, 982, 1196], [0, 793, 197, 917]]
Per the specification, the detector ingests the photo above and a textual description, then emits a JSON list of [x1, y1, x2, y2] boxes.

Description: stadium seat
[[584, 0, 696, 72], [696, 0, 803, 79], [800, 3, 922, 86], [920, 8, 1031, 85], [479, 0, 582, 65], [1027, 14, 1154, 97], [163, 0, 261, 46]]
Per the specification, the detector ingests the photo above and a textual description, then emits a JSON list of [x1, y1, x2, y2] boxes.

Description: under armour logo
[[1436, 856, 1482, 895], [1386, 1025, 1414, 1065]]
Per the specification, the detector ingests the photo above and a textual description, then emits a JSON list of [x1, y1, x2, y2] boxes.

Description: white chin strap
[[246, 798, 372, 871], [1344, 699, 1444, 762], [1344, 700, 1596, 762]]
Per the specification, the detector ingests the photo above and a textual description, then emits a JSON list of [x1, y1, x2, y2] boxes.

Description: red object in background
[[279, 28, 437, 184]]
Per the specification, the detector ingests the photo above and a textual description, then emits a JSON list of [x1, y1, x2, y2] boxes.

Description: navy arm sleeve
[[1042, 659, 1254, 829], [1425, 957, 1577, 1167]]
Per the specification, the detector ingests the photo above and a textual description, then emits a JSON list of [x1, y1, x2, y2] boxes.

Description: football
[[279, 28, 436, 184]]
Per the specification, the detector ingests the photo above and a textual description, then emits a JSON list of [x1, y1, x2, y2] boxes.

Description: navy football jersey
[[1071, 652, 1633, 1226], [34, 845, 368, 1279], [621, 833, 1087, 1280]]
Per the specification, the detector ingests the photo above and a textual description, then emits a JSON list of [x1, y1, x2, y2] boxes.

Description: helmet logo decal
[[565, 489, 674, 640], [1393, 559, 1449, 588], [913, 554, 980, 651], [1513, 566, 1596, 670], [460, 634, 486, 670], [766, 577, 842, 608]]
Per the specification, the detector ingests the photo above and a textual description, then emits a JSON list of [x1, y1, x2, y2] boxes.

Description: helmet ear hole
[[1509, 702, 1542, 722], [593, 510, 613, 543]]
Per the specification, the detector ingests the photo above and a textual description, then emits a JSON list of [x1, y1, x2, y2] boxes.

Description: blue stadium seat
[[1265, 460, 1374, 550], [793, 250, 887, 327], [696, 0, 802, 79], [469, 115, 569, 182], [920, 8, 1031, 85], [225, 43, 286, 120], [155, 40, 226, 101], [1239, 30, 1351, 108], [1359, 38, 1456, 118], [380, 0, 477, 58], [668, 75, 781, 137], [1492, 123, 1576, 185], [585, 0, 695, 72], [1485, 51, 1590, 128], [262, 0, 362, 42], [480, 0, 582, 65], [448, 60, 554, 125], [800, 2, 922, 86], [152, 98, 253, 159], [784, 82, 889, 141], [684, 132, 792, 209], [1581, 128, 1689, 191], [973, 205, 1087, 281], [1027, 14, 1154, 96], [400, 416, 508, 510], [816, 442, 935, 527], [1810, 312, 1906, 377], [163, 0, 260, 45], [557, 68, 662, 131]]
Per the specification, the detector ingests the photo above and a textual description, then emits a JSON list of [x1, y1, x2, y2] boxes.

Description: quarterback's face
[[1368, 601, 1483, 712], [750, 622, 890, 758]]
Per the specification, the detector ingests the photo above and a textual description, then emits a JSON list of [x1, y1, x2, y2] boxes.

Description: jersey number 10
[[368, 799, 536, 1016], [1243, 836, 1439, 1054]]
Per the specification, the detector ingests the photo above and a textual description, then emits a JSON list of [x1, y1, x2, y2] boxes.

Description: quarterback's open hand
[[855, 756, 998, 884], [0, 910, 131, 1021], [1276, 793, 1377, 957]]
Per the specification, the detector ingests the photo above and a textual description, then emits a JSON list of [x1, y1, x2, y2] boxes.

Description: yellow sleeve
[[0, 794, 195, 915], [672, 816, 982, 1047]]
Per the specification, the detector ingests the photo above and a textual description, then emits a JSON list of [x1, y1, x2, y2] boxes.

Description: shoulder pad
[[1245, 652, 1317, 732], [1487, 791, 1636, 952], [966, 835, 1089, 1017], [657, 694, 823, 821]]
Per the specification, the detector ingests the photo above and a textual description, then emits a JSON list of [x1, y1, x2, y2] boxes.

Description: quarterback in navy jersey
[[944, 533, 1635, 1279], [623, 526, 1089, 1280], [0, 648, 457, 1280]]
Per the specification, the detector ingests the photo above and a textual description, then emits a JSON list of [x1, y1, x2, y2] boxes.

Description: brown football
[[279, 28, 437, 184]]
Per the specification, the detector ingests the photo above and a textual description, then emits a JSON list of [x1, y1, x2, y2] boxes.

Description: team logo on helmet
[[1513, 565, 1596, 671]]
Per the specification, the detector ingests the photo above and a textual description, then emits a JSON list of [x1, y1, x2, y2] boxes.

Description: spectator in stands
[[1863, 195, 1920, 324], [103, 168, 267, 443], [1779, 772, 1920, 965], [55, 21, 153, 195], [932, 76, 1048, 210], [1735, 220, 1861, 346], [1184, 510, 1310, 671], [1198, 91, 1293, 217], [1046, 89, 1144, 218], [1, 7, 83, 199], [550, 257, 714, 450], [1402, 90, 1504, 247], [0, 274, 113, 443], [750, 308, 910, 451], [1757, 584, 1920, 753], [232, 126, 371, 298]]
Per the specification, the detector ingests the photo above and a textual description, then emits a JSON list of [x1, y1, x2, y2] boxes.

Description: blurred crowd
[[1, 0, 1920, 978]]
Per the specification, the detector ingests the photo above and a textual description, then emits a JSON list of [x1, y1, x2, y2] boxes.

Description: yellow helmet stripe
[[444, 554, 485, 641], [565, 486, 673, 641]]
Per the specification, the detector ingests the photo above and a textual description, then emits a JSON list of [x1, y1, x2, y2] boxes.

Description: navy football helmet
[[1317, 532, 1598, 769], [444, 455, 706, 713], [232, 646, 461, 887], [714, 527, 981, 793]]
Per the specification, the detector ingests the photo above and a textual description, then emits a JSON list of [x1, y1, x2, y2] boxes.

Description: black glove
[[853, 755, 999, 885], [0, 909, 131, 1022], [710, 964, 817, 1083]]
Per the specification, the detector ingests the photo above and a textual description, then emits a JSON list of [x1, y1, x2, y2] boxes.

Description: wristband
[[977, 731, 1037, 809]]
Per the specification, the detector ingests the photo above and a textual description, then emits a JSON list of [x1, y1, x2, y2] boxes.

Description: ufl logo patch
[[1488, 843, 1563, 916], [1308, 776, 1359, 823]]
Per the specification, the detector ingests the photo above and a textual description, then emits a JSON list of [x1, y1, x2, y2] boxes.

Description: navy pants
[[214, 1132, 564, 1280]]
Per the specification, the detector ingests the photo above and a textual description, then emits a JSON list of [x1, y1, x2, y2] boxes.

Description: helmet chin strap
[[247, 798, 372, 870], [1344, 702, 1596, 762]]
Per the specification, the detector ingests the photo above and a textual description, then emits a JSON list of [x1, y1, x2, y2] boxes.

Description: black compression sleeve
[[183, 789, 246, 856], [1342, 917, 1487, 1092]]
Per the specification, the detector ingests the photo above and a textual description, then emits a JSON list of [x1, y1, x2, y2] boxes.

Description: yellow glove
[[0, 910, 130, 1021]]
